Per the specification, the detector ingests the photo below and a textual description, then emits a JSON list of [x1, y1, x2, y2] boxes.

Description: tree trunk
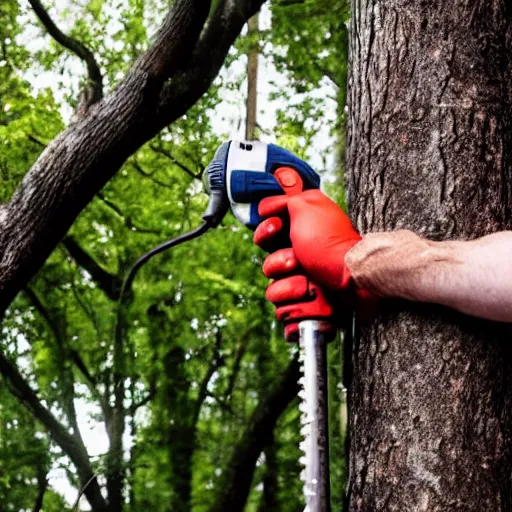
[[210, 359, 299, 512], [257, 435, 279, 512], [32, 464, 48, 512], [246, 13, 260, 140], [347, 1, 512, 510], [165, 346, 194, 512]]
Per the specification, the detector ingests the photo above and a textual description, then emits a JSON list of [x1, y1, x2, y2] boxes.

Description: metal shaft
[[299, 320, 331, 512]]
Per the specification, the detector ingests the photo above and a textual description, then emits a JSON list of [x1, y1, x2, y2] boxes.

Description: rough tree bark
[[347, 1, 512, 510]]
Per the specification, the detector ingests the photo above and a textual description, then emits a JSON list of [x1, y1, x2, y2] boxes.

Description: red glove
[[263, 253, 350, 341], [254, 189, 362, 291], [254, 189, 369, 341]]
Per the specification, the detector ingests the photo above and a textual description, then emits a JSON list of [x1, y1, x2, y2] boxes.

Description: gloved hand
[[254, 188, 370, 340], [254, 189, 362, 291], [263, 257, 348, 341]]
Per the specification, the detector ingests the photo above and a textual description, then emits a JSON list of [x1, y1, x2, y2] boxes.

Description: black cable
[[113, 221, 213, 356], [118, 221, 212, 307], [79, 222, 211, 510]]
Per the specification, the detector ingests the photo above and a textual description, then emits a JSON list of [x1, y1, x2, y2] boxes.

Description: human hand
[[262, 252, 355, 341], [254, 189, 362, 291]]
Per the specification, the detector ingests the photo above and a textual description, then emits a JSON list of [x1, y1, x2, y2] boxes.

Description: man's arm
[[254, 190, 512, 323], [346, 230, 512, 322]]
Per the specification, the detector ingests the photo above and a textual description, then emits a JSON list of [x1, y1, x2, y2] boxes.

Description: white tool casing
[[225, 140, 269, 226]]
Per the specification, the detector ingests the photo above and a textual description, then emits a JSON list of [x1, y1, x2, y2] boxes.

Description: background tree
[[347, 1, 512, 510], [0, 0, 350, 510]]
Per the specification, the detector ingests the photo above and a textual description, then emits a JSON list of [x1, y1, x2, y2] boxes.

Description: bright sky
[[15, 1, 337, 508]]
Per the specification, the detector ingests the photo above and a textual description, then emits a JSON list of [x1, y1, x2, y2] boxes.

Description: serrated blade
[[298, 320, 331, 512]]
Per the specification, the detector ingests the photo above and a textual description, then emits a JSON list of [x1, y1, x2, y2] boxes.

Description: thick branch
[[62, 236, 122, 301], [24, 287, 98, 389], [210, 357, 300, 512], [0, 0, 260, 315], [0, 353, 107, 510], [156, 0, 267, 129], [27, 0, 103, 103], [134, 0, 212, 81]]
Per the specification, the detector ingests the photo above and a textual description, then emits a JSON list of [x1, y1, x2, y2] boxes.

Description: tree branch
[[0, 352, 107, 510], [134, 0, 212, 82], [27, 0, 103, 104], [24, 287, 98, 390], [206, 389, 236, 416], [130, 390, 153, 414], [62, 236, 122, 301], [68, 277, 102, 340], [150, 144, 202, 180], [130, 160, 175, 189], [27, 135, 46, 148], [156, 0, 267, 129], [193, 331, 223, 427], [210, 357, 300, 512], [96, 193, 162, 235], [24, 287, 59, 341], [22, 287, 92, 482], [0, 0, 262, 315], [225, 337, 249, 403]]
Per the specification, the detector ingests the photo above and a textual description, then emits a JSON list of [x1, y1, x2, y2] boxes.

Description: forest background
[[0, 0, 350, 510]]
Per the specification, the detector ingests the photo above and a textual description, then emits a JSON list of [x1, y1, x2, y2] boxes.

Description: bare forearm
[[346, 230, 512, 322]]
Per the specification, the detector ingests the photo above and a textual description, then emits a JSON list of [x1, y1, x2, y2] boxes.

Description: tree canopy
[[0, 0, 349, 510]]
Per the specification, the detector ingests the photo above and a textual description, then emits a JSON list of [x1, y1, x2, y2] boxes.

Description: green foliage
[[0, 0, 350, 510], [269, 0, 350, 199]]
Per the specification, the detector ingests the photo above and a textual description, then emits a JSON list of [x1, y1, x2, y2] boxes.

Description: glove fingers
[[253, 217, 287, 251], [284, 323, 300, 342], [259, 190, 326, 220], [258, 195, 290, 218], [275, 283, 334, 322], [262, 249, 300, 278], [266, 277, 335, 326], [266, 275, 310, 304]]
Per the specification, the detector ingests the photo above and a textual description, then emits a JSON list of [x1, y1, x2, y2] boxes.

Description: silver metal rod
[[299, 320, 331, 512]]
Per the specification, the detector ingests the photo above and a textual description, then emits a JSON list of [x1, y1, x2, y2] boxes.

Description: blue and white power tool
[[203, 140, 333, 511], [202, 140, 321, 229]]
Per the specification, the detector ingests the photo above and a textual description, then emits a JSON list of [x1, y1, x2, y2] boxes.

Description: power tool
[[201, 140, 320, 228], [204, 141, 334, 511], [121, 140, 335, 512]]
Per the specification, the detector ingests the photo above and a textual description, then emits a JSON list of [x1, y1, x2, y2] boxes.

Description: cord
[[86, 222, 212, 504], [118, 221, 212, 307], [113, 221, 213, 375]]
